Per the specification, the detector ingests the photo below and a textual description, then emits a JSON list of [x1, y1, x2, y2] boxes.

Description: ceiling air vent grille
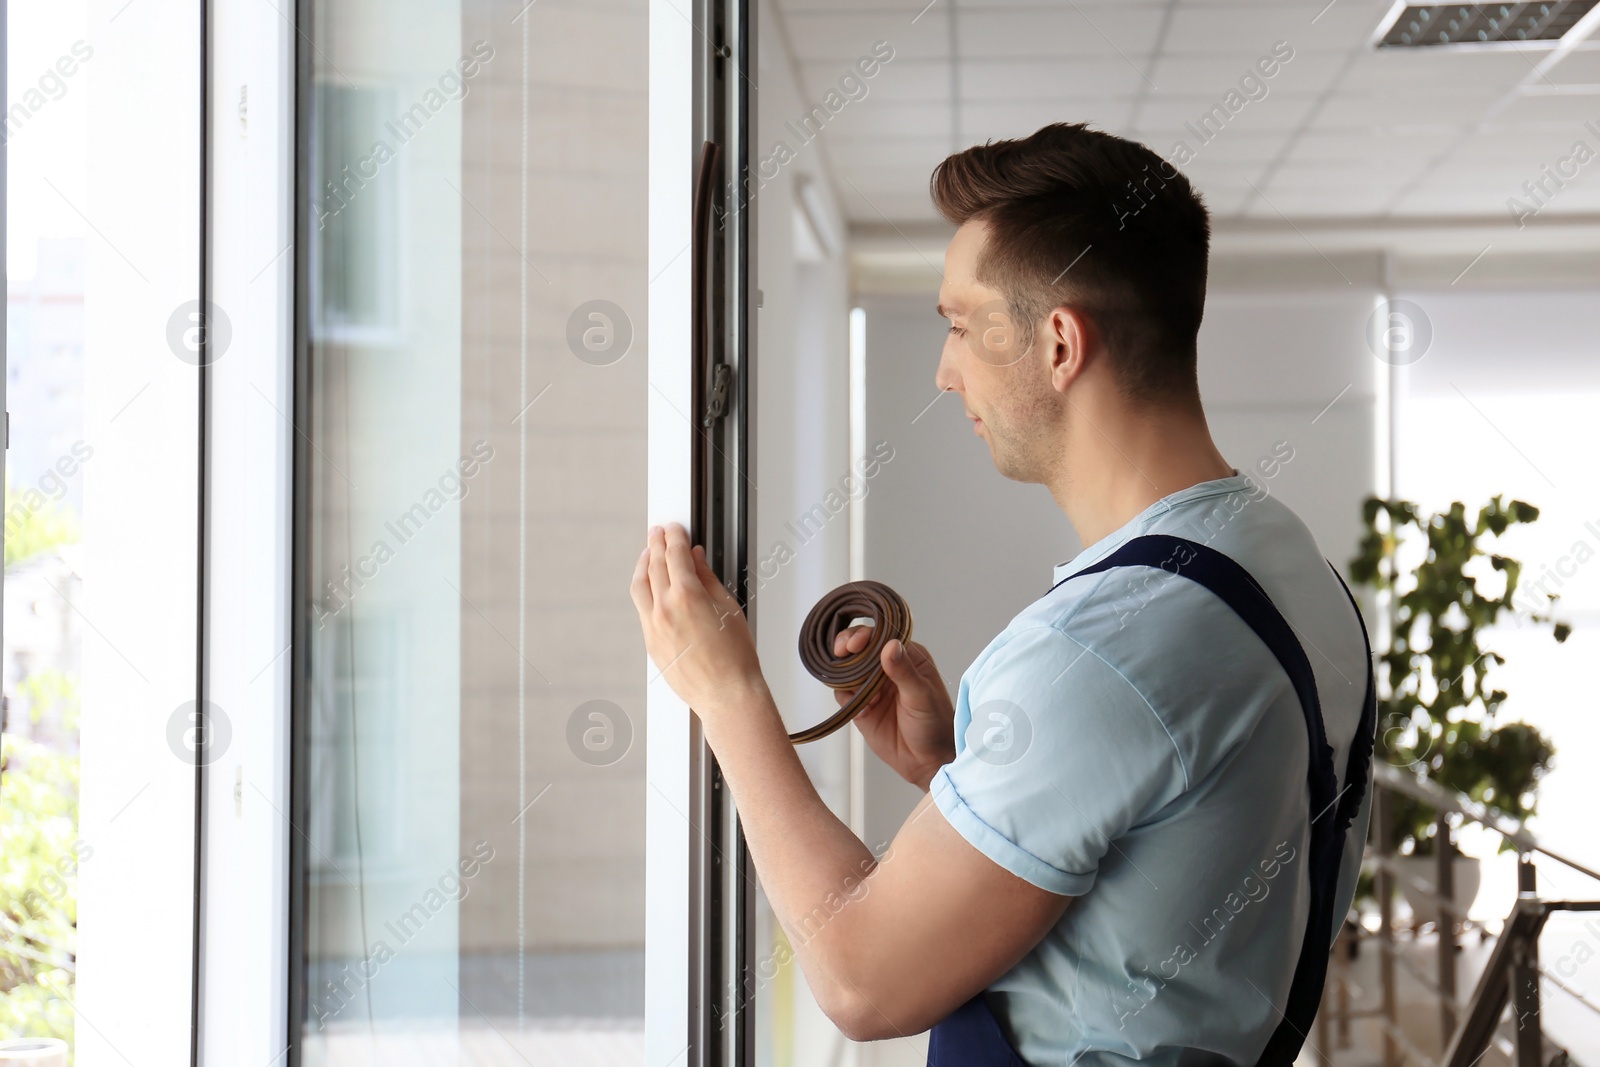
[[1375, 1, 1599, 47]]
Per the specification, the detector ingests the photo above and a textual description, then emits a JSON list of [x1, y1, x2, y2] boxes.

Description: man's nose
[[934, 344, 959, 395]]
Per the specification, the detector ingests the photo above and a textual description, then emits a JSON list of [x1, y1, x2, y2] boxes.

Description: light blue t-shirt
[[930, 472, 1372, 1066]]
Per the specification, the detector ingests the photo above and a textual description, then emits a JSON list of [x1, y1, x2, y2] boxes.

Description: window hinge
[[701, 363, 732, 427]]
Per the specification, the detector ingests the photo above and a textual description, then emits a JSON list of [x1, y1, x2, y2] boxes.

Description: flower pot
[[0, 1039, 68, 1066], [1396, 855, 1482, 927]]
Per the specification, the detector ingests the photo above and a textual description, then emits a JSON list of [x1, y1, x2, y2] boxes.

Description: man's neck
[[1049, 397, 1235, 547]]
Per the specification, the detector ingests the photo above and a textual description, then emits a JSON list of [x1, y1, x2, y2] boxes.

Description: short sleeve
[[930, 625, 1187, 897]]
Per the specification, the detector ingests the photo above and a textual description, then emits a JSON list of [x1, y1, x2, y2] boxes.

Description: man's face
[[935, 220, 1064, 484]]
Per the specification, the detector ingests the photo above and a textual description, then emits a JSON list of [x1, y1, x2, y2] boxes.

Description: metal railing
[[1316, 764, 1600, 1067]]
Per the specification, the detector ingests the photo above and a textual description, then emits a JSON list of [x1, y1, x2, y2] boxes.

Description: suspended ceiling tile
[[1340, 45, 1545, 92], [778, 0, 1600, 224], [1409, 176, 1544, 202], [954, 0, 1158, 9], [824, 134, 958, 173], [818, 99, 951, 141], [960, 100, 1136, 141], [1137, 124, 1285, 149], [800, 58, 950, 103], [774, 0, 932, 12], [1283, 128, 1465, 162], [1329, 54, 1445, 94], [1297, 0, 1405, 45], [1316, 91, 1506, 128], [1188, 178, 1256, 202], [1385, 185, 1525, 216], [1163, 129, 1295, 165], [1145, 50, 1346, 94], [1183, 155, 1290, 178], [1426, 162, 1574, 185], [1260, 172, 1412, 195], [1294, 113, 1468, 137], [1137, 90, 1321, 133], [1224, 83, 1326, 130], [772, 0, 940, 18], [959, 58, 1151, 99], [1271, 159, 1431, 190], [1127, 125, 1206, 149], [950, 7, 1166, 59], [780, 10, 950, 63], [1240, 186, 1397, 218], [1163, 1, 1389, 54], [1547, 49, 1600, 84], [1279, 167, 1416, 198], [1494, 92, 1600, 126], [1445, 126, 1597, 167]]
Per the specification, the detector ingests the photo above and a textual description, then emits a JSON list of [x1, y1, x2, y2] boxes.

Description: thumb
[[882, 639, 922, 689]]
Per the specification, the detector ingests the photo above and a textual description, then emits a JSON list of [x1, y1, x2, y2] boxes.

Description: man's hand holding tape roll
[[629, 521, 955, 784], [633, 521, 1070, 1043], [829, 625, 955, 792]]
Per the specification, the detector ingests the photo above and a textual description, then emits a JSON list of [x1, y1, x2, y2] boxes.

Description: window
[[292, 0, 652, 1059]]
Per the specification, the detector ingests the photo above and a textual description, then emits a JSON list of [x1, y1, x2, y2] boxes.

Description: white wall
[[1198, 258, 1384, 577]]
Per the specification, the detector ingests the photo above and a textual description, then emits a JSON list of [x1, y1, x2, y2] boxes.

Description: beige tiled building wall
[[457, 0, 650, 960]]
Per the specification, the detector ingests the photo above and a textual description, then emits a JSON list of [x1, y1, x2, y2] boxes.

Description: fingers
[[646, 525, 670, 599], [832, 624, 876, 657], [642, 522, 719, 610], [630, 539, 653, 613], [836, 677, 893, 709], [662, 523, 697, 593], [848, 685, 894, 732], [692, 544, 747, 625]]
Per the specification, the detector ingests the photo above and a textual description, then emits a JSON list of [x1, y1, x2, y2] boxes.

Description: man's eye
[[948, 325, 964, 336]]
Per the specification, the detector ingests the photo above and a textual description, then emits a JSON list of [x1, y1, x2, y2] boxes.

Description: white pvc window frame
[[196, 0, 296, 1060], [66, 0, 728, 1058], [646, 0, 697, 1062], [75, 0, 203, 1062]]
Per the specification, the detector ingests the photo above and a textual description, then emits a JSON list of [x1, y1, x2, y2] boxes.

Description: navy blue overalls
[[926, 534, 1377, 1067]]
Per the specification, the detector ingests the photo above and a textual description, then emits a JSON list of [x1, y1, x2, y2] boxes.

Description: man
[[631, 122, 1373, 1065]]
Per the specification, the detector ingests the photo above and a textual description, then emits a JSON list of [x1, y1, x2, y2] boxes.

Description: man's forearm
[[697, 683, 883, 1012]]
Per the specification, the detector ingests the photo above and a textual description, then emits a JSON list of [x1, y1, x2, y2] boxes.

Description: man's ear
[[1045, 305, 1095, 393]]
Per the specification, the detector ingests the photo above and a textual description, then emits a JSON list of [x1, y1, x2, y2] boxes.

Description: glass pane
[[299, 0, 648, 1059], [3, 0, 91, 1056], [746, 21, 880, 1067]]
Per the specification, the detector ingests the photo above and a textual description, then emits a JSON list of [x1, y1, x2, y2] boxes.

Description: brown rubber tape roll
[[790, 580, 913, 744]]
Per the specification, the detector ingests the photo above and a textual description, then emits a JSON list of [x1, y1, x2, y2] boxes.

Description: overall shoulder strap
[[1325, 562, 1379, 835], [1055, 534, 1372, 1067]]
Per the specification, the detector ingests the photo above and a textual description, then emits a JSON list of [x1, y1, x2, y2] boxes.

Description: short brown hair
[[930, 122, 1210, 405]]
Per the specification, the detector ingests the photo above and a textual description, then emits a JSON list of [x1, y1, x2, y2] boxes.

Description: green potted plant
[[1348, 495, 1570, 925]]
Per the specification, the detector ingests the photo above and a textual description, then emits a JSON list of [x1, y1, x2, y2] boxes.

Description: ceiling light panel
[[1375, 1, 1600, 48]]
